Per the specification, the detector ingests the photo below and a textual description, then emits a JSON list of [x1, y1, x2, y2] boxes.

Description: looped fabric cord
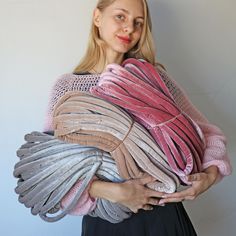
[[53, 91, 179, 191], [14, 131, 132, 223], [14, 90, 180, 223], [91, 58, 205, 182], [110, 119, 135, 153], [14, 58, 205, 224]]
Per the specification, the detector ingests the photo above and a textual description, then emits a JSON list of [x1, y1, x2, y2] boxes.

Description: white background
[[0, 0, 235, 235]]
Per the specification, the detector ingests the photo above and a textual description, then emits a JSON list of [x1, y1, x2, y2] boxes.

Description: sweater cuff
[[202, 158, 232, 183], [60, 177, 98, 215]]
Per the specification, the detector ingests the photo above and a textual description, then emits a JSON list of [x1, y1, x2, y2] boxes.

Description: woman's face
[[94, 0, 144, 57]]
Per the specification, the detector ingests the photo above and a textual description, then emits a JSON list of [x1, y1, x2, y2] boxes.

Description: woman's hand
[[158, 165, 219, 205], [89, 166, 218, 212], [89, 174, 165, 213], [116, 174, 165, 213]]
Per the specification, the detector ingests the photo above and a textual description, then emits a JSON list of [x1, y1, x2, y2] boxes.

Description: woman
[[44, 0, 232, 235]]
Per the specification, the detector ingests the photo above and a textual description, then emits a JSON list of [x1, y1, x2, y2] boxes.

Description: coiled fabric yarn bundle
[[53, 91, 179, 192], [14, 91, 179, 223], [14, 58, 204, 224], [91, 58, 205, 182], [14, 131, 133, 223]]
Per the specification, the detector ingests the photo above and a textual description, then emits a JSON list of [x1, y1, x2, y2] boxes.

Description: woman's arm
[[89, 175, 165, 213], [61, 175, 165, 215]]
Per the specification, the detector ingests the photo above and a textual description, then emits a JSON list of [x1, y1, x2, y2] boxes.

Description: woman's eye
[[135, 21, 143, 28], [115, 15, 125, 20]]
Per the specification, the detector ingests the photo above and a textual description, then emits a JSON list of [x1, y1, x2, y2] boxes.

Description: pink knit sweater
[[44, 67, 232, 215]]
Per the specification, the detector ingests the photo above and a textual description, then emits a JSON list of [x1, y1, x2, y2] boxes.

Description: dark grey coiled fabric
[[14, 131, 132, 223]]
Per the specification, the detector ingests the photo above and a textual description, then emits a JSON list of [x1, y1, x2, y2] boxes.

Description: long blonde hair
[[73, 0, 162, 73]]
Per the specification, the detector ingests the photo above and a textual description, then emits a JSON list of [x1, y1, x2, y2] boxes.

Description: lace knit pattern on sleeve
[[43, 73, 100, 131]]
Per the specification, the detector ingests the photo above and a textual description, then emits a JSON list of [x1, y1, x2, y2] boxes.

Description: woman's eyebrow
[[114, 8, 144, 19]]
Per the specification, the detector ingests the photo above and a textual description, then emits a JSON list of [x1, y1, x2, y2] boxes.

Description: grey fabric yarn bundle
[[14, 131, 131, 223]]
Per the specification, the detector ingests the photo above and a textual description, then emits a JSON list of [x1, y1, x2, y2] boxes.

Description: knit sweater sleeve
[[43, 73, 99, 215], [157, 67, 232, 180], [43, 73, 100, 131], [43, 73, 73, 131]]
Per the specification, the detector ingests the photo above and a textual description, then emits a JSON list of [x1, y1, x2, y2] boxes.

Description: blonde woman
[[44, 0, 232, 235]]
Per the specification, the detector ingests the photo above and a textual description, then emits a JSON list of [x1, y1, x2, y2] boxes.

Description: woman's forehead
[[106, 0, 144, 17]]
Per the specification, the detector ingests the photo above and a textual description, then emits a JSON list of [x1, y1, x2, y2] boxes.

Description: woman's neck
[[106, 49, 124, 65], [91, 50, 124, 74]]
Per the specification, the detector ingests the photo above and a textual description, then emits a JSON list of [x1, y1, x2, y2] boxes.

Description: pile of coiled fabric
[[53, 91, 179, 191], [91, 58, 205, 182], [14, 58, 204, 223], [14, 131, 132, 223]]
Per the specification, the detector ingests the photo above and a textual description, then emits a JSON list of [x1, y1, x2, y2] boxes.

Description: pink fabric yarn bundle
[[91, 58, 205, 183]]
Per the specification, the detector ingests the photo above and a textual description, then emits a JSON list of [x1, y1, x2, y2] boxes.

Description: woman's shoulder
[[51, 72, 100, 93], [54, 72, 87, 82], [52, 72, 75, 86], [52, 72, 96, 86], [153, 63, 185, 100]]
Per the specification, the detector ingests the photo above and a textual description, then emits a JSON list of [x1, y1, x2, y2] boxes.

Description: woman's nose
[[123, 21, 134, 33]]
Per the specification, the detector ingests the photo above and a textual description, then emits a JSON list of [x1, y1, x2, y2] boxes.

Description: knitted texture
[[44, 67, 232, 215], [44, 73, 100, 132]]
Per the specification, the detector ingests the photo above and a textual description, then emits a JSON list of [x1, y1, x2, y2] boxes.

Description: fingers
[[159, 186, 198, 204], [147, 197, 159, 206], [146, 188, 166, 198], [159, 197, 184, 204], [129, 196, 164, 213], [127, 173, 207, 210], [137, 176, 165, 198], [138, 175, 155, 185], [130, 204, 154, 213], [143, 197, 167, 210], [142, 204, 154, 211], [162, 189, 190, 199], [159, 192, 187, 204], [138, 176, 167, 198], [131, 208, 138, 213]]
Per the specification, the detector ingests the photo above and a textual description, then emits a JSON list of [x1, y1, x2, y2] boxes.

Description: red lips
[[117, 35, 132, 44]]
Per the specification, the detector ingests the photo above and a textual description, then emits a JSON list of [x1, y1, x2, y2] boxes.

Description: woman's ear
[[93, 8, 101, 27]]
